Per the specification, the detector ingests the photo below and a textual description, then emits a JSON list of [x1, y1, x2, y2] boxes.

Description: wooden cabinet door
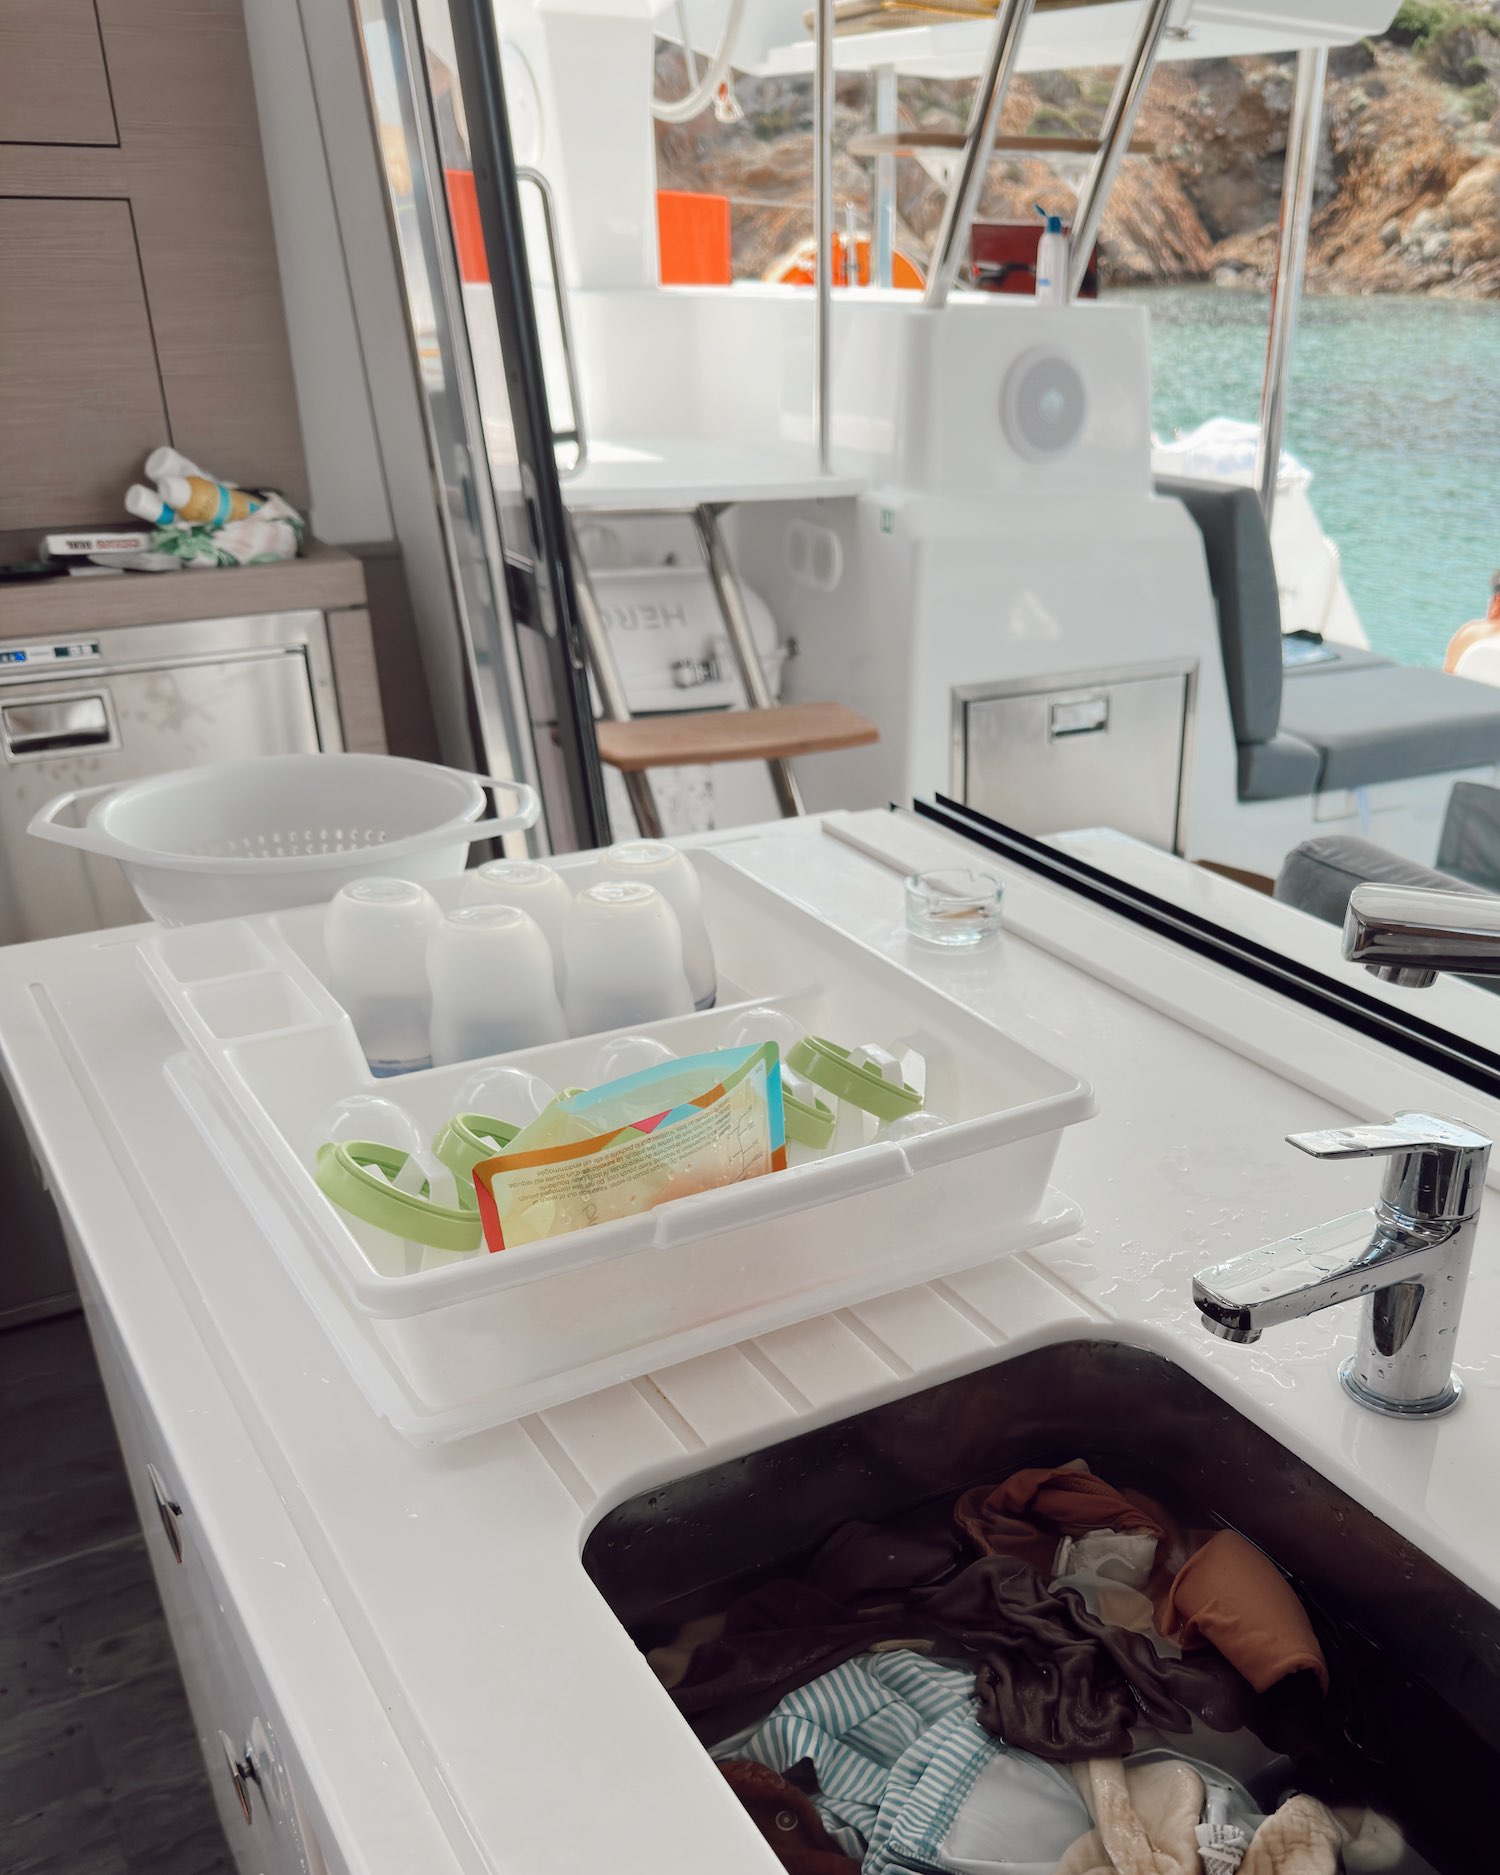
[[0, 0, 118, 145], [0, 197, 169, 531]]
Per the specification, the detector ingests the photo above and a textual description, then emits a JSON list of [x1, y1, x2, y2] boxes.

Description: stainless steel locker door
[[961, 669, 1189, 852]]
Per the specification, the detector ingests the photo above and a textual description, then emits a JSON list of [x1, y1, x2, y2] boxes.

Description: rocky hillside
[[654, 5, 1500, 295]]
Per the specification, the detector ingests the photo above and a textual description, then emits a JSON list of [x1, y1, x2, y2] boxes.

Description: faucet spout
[[1344, 883, 1500, 986], [1198, 1315, 1262, 1346], [1193, 1209, 1450, 1341]]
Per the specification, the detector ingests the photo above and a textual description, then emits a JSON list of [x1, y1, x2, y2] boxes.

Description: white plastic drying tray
[[141, 847, 1095, 1439]]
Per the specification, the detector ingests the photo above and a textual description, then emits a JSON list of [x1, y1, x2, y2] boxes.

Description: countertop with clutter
[[0, 538, 367, 639], [5, 806, 1500, 1875], [0, 445, 359, 641]]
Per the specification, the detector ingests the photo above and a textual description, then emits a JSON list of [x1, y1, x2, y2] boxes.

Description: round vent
[[1001, 349, 1088, 461]]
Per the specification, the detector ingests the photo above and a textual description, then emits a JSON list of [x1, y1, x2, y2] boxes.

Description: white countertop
[[557, 439, 866, 512], [6, 809, 1500, 1875]]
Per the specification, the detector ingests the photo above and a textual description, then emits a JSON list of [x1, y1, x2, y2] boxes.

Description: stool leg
[[692, 504, 805, 817], [567, 515, 664, 840]]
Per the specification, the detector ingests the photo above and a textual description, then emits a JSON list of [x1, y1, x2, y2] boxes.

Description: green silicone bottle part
[[786, 1036, 922, 1121], [314, 1141, 483, 1254], [432, 1113, 522, 1203], [783, 1085, 835, 1150]]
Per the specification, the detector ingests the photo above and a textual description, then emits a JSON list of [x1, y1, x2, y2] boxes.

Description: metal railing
[[1256, 46, 1328, 527], [1067, 0, 1175, 300], [922, 0, 1037, 309], [517, 165, 588, 475], [812, 0, 835, 471]]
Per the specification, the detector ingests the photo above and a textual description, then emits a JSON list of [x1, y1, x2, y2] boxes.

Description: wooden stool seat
[[596, 701, 878, 773]]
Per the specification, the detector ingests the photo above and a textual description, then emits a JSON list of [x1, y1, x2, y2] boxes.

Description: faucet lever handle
[[1287, 1112, 1490, 1220], [1287, 1115, 1488, 1160]]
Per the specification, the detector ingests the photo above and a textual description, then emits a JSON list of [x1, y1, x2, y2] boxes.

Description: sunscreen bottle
[[157, 474, 261, 526]]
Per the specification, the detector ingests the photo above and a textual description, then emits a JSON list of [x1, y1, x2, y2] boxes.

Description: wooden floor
[[0, 1313, 232, 1875]]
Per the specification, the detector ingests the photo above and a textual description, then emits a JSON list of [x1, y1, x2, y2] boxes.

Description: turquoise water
[[1127, 286, 1500, 668]]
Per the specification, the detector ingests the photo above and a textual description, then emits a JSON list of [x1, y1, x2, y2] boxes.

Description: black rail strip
[[915, 795, 1500, 1103]]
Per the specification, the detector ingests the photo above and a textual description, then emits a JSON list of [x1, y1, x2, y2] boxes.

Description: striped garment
[[710, 1650, 1074, 1874]]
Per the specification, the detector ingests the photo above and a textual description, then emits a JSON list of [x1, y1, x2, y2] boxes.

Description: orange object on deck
[[766, 232, 924, 290], [657, 190, 733, 285], [1445, 572, 1500, 672], [446, 168, 489, 283]]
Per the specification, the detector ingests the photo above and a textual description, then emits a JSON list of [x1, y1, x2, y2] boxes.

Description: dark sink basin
[[584, 1340, 1500, 1873]]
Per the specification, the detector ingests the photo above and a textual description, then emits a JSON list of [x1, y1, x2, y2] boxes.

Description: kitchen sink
[[584, 1340, 1500, 1872]]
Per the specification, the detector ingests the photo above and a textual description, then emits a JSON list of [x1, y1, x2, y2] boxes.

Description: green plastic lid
[[786, 1035, 922, 1121], [783, 1085, 835, 1150], [431, 1112, 521, 1205], [314, 1140, 483, 1254]]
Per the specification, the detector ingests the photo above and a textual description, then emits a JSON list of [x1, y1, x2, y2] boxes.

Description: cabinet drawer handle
[[1049, 696, 1109, 739], [219, 1730, 260, 1825], [146, 1463, 183, 1564]]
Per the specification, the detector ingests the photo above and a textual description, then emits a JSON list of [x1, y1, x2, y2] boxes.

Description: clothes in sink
[[956, 1463, 1174, 1586], [1240, 1794, 1345, 1873], [1057, 1755, 1206, 1874], [710, 1651, 1284, 1875], [661, 1515, 1255, 1754], [1051, 1531, 1163, 1639], [710, 1650, 1092, 1875], [718, 1759, 860, 1873], [654, 1459, 1326, 1772], [1160, 1533, 1328, 1696], [927, 1554, 1253, 1759], [660, 1504, 967, 1733], [957, 1463, 1327, 1700]]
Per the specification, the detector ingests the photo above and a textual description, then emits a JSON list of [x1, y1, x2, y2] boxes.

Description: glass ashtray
[[904, 867, 1004, 947]]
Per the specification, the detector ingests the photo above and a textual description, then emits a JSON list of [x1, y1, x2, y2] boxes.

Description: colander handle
[[459, 772, 541, 839], [26, 781, 139, 858]]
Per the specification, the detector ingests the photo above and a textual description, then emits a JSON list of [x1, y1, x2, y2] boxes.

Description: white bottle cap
[[124, 484, 175, 526], [145, 446, 201, 482]]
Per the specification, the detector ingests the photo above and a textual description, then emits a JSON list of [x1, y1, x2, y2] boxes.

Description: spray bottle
[[1034, 204, 1068, 306]]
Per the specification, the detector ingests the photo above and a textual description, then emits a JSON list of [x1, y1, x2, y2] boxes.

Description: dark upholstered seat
[[1279, 664, 1500, 791], [1158, 474, 1500, 800]]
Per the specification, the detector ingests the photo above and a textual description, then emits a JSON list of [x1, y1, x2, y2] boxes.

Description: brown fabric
[[1241, 1794, 1346, 1873], [1161, 1531, 1329, 1695], [668, 1576, 915, 1728], [954, 1462, 1169, 1575], [920, 1555, 1253, 1761], [804, 1516, 964, 1600], [665, 1504, 1263, 1756], [667, 1509, 965, 1732], [719, 1760, 861, 1874]]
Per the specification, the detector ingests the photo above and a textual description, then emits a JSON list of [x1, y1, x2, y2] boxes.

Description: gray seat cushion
[[1438, 781, 1500, 891], [1237, 732, 1321, 802], [1157, 475, 1282, 746], [1279, 664, 1500, 790], [1275, 834, 1488, 926]]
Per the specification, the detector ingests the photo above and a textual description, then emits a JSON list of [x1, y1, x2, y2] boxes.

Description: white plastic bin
[[142, 848, 1094, 1439]]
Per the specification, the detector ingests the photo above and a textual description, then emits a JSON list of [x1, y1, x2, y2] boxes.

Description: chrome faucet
[[1193, 1113, 1490, 1419], [1344, 882, 1500, 988]]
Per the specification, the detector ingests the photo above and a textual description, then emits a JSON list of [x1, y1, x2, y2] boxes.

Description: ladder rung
[[846, 130, 1157, 160], [596, 702, 879, 773]]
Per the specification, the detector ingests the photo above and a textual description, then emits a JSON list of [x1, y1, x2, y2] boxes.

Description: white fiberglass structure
[[391, 0, 1500, 881]]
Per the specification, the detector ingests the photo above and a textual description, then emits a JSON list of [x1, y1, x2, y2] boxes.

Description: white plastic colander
[[29, 753, 540, 926]]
